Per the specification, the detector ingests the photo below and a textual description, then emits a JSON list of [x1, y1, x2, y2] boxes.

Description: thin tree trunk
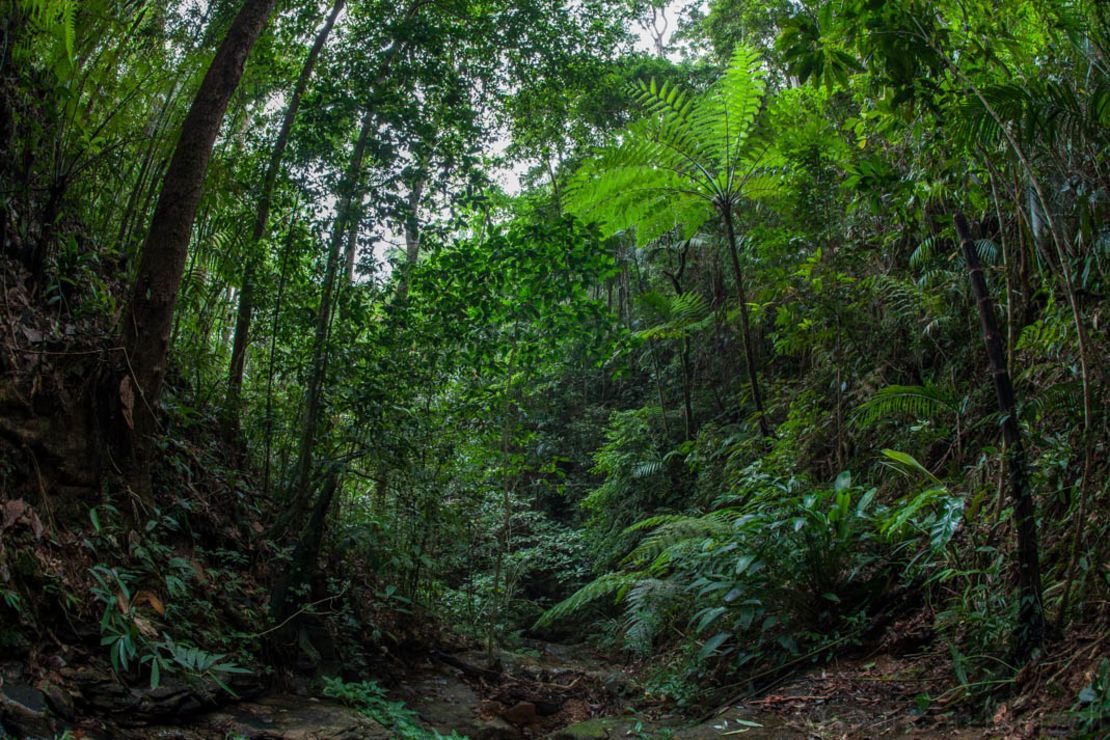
[[665, 243, 695, 441], [955, 213, 1044, 659], [834, 314, 846, 470], [488, 336, 517, 664], [721, 204, 770, 438], [284, 106, 375, 531], [0, 6, 21, 166], [123, 155, 169, 252], [262, 216, 298, 499], [118, 72, 189, 251], [268, 468, 338, 656], [631, 245, 673, 438], [395, 174, 426, 299], [343, 192, 364, 284], [118, 0, 277, 459], [226, 0, 347, 417]]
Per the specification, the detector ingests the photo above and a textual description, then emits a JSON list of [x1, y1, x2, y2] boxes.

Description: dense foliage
[[1, 0, 1107, 734]]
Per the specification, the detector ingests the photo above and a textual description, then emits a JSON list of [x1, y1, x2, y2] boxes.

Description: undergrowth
[[322, 678, 469, 739]]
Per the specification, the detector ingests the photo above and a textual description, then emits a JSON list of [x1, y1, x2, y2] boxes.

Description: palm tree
[[567, 46, 779, 437]]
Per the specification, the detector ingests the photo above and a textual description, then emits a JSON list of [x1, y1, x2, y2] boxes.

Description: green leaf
[[880, 449, 941, 484], [698, 631, 730, 660]]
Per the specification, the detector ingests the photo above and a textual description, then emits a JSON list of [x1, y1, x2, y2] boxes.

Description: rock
[[475, 715, 522, 739], [0, 686, 56, 738], [40, 681, 75, 721], [158, 693, 393, 739]]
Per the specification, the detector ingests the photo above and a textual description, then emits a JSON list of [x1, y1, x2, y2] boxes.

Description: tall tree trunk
[[284, 106, 374, 531], [630, 244, 673, 438], [721, 204, 770, 438], [955, 213, 1044, 660], [118, 0, 277, 456], [226, 0, 347, 418]]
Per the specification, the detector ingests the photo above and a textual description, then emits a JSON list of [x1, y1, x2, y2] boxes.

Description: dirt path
[[3, 643, 999, 738]]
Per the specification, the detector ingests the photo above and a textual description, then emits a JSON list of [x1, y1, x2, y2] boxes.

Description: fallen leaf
[[132, 614, 157, 639], [133, 590, 166, 616], [28, 509, 44, 539], [2, 499, 28, 529]]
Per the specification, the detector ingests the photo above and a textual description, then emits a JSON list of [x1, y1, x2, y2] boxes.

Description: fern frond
[[621, 513, 735, 567], [853, 383, 960, 427], [1021, 380, 1082, 421], [699, 45, 766, 173], [909, 236, 939, 270], [631, 460, 663, 479], [533, 572, 638, 629], [623, 514, 688, 534], [635, 291, 711, 341]]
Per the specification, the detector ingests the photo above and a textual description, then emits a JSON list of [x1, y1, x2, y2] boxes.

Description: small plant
[[1073, 659, 1110, 736], [624, 710, 675, 738], [89, 565, 249, 691], [322, 678, 467, 739], [152, 638, 251, 694]]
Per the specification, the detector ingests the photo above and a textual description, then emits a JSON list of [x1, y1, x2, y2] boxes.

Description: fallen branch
[[433, 650, 504, 683]]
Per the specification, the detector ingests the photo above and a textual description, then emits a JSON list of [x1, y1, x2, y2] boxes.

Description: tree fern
[[566, 44, 779, 247]]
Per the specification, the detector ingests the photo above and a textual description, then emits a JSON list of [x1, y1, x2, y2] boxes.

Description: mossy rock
[[549, 717, 626, 739]]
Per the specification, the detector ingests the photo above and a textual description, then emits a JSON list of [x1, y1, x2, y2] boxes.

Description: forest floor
[[53, 638, 1075, 739]]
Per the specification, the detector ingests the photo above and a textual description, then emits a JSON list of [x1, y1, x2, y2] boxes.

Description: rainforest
[[0, 0, 1108, 737]]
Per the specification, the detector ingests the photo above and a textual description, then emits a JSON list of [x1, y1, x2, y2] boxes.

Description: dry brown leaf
[[3, 499, 27, 529], [2, 499, 44, 539], [133, 590, 166, 616], [28, 509, 43, 539], [132, 614, 158, 639]]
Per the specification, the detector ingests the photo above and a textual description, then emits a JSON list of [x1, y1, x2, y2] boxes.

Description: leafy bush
[[540, 468, 893, 680]]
